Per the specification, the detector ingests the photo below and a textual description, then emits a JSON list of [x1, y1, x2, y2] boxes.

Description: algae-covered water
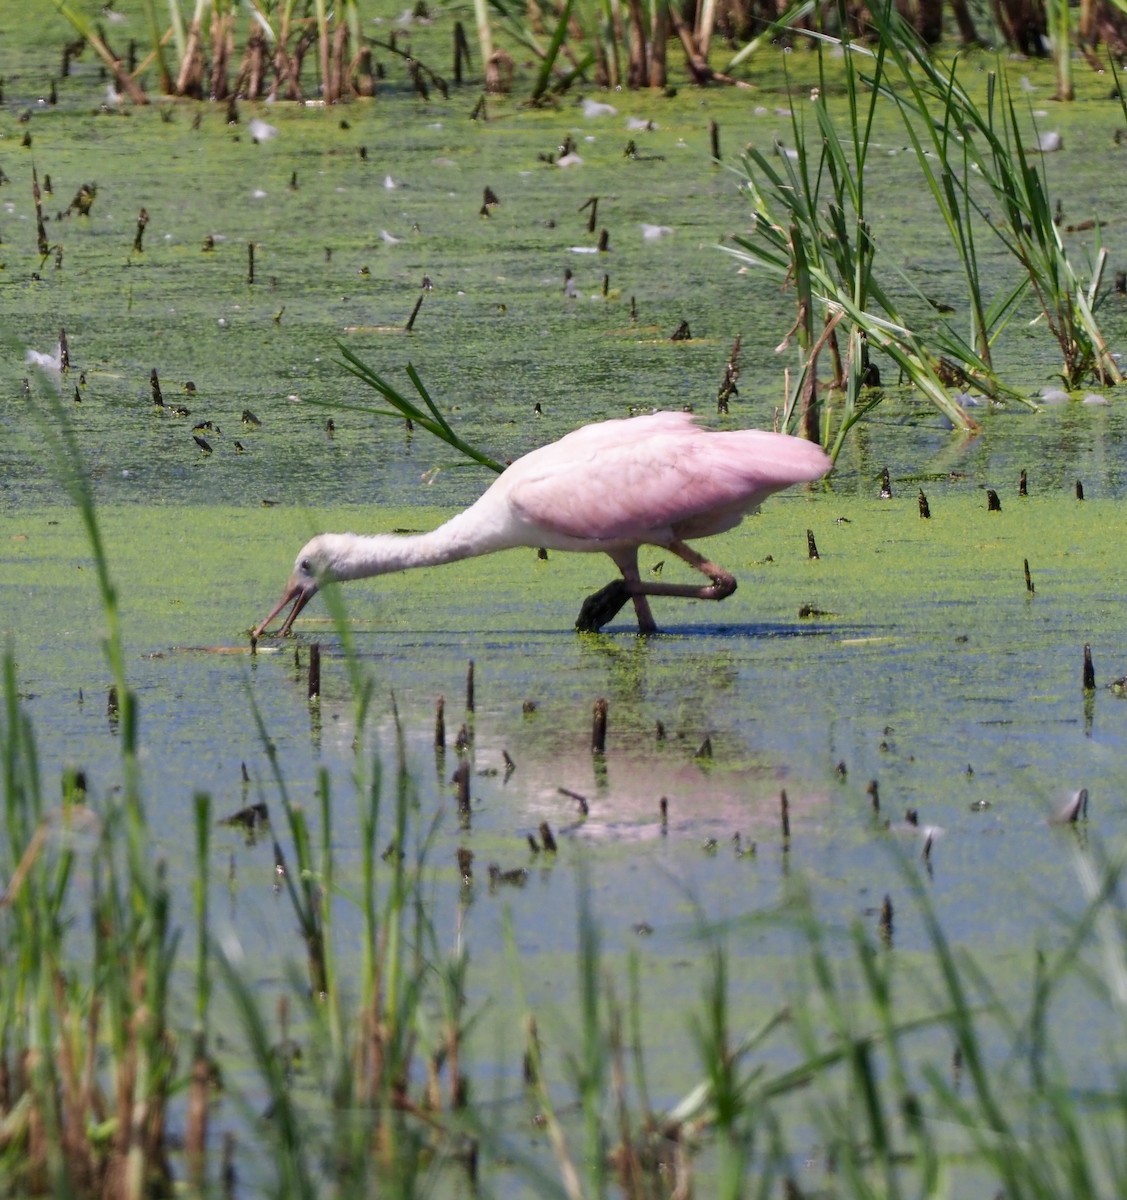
[[3, 4, 1127, 1194]]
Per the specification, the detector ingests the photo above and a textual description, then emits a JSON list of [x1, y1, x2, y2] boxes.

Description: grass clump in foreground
[[6, 412, 1127, 1196]]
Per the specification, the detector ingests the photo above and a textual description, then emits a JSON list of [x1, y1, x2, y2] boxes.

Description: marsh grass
[[730, 10, 1120, 452], [57, 0, 393, 103], [727, 32, 992, 454], [867, 5, 1123, 390]]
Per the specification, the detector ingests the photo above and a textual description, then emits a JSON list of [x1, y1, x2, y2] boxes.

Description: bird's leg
[[575, 579, 632, 633], [668, 539, 738, 599], [625, 539, 738, 604], [575, 549, 659, 634], [614, 552, 658, 634], [575, 541, 735, 633]]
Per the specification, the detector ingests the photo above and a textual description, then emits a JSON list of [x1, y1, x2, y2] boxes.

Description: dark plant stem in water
[[308, 643, 321, 700]]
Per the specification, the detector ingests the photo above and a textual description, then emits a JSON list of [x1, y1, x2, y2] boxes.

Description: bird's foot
[[575, 580, 632, 633]]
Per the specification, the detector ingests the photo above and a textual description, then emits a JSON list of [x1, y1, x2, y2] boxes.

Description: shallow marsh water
[[3, 5, 1127, 1193]]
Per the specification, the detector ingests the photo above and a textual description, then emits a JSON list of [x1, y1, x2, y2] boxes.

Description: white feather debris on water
[[25, 345, 62, 373], [641, 223, 674, 241], [1051, 788, 1089, 825], [582, 97, 617, 118], [1036, 130, 1063, 152], [248, 118, 278, 142], [556, 151, 584, 167]]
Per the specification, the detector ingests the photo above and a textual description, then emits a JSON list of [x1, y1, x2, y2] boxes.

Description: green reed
[[867, 3, 1122, 390], [728, 30, 990, 456]]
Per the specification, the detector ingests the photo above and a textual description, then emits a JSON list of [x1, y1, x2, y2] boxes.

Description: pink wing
[[504, 413, 829, 544]]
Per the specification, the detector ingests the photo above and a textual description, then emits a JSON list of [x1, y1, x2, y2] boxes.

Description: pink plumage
[[254, 412, 830, 636]]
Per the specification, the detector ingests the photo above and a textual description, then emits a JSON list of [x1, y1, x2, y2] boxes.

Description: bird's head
[[253, 534, 340, 638]]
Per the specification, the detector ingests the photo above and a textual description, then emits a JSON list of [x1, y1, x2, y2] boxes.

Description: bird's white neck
[[327, 507, 515, 582]]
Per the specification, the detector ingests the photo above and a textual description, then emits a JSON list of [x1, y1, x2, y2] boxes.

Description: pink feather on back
[[503, 412, 829, 545]]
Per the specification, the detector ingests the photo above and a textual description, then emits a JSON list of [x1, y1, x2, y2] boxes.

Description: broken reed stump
[[717, 334, 740, 415], [709, 118, 721, 162], [1083, 643, 1095, 692], [307, 643, 321, 700], [592, 697, 608, 754], [453, 21, 469, 84], [133, 206, 149, 253], [1019, 469, 1028, 496], [780, 789, 790, 848], [987, 489, 1001, 512], [32, 164, 48, 255], [879, 895, 893, 947], [454, 759, 471, 819], [151, 367, 164, 406], [806, 529, 819, 560], [580, 195, 598, 233], [879, 467, 892, 499], [247, 241, 255, 285], [523, 1015, 541, 1085], [1024, 558, 1034, 595], [405, 294, 424, 332], [918, 490, 931, 519], [559, 786, 589, 815], [1076, 479, 1084, 501], [867, 779, 880, 815], [435, 695, 446, 749], [466, 660, 475, 713]]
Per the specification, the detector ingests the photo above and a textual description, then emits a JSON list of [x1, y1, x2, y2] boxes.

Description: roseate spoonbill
[[253, 411, 830, 637]]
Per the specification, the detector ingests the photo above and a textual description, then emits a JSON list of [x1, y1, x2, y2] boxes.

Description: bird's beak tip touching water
[[252, 575, 316, 639]]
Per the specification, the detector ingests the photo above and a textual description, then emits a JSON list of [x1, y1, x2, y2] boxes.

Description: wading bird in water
[[253, 411, 831, 637]]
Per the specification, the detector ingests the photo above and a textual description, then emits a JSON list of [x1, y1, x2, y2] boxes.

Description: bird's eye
[[300, 558, 311, 573]]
